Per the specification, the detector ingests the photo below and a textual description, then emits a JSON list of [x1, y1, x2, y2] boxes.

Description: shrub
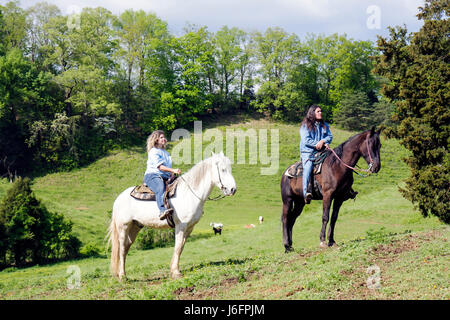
[[135, 228, 175, 250], [0, 177, 81, 267], [333, 91, 374, 131], [79, 243, 103, 258]]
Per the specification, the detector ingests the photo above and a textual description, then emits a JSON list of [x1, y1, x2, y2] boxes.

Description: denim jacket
[[299, 122, 333, 156]]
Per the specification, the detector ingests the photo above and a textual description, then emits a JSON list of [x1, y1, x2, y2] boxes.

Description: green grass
[[0, 115, 448, 300]]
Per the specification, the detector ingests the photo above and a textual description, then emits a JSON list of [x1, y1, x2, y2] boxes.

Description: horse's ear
[[219, 151, 224, 157], [376, 127, 383, 135], [370, 126, 376, 137]]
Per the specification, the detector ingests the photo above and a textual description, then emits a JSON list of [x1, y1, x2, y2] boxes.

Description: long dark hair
[[301, 105, 326, 131]]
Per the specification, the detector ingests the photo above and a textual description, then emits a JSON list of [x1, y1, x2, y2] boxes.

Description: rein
[[329, 137, 374, 177]]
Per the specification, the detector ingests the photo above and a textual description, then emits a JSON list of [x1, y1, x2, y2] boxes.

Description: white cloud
[[12, 0, 425, 40]]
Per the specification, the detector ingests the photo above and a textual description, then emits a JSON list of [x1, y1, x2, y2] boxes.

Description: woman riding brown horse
[[281, 127, 382, 252]]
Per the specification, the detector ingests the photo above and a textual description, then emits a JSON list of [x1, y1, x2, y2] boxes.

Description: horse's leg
[[319, 193, 333, 248], [281, 199, 294, 252], [124, 222, 142, 257], [327, 197, 344, 247], [117, 222, 143, 281], [287, 198, 304, 252], [170, 224, 193, 279], [117, 223, 130, 281]]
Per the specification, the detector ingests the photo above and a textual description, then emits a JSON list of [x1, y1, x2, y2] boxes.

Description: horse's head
[[211, 152, 237, 196], [362, 127, 382, 173]]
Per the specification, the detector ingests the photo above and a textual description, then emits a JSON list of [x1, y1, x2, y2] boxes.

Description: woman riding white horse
[[144, 130, 181, 221], [108, 151, 236, 280]]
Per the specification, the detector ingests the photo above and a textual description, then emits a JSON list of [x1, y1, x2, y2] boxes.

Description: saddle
[[130, 176, 179, 228], [284, 150, 331, 199]]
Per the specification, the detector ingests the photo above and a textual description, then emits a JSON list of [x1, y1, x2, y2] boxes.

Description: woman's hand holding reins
[[315, 140, 325, 150]]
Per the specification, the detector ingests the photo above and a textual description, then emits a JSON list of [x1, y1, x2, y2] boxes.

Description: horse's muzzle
[[225, 187, 237, 196], [370, 162, 381, 173]]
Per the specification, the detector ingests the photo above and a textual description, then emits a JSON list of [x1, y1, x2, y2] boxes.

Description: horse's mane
[[180, 157, 212, 189], [329, 131, 367, 165]]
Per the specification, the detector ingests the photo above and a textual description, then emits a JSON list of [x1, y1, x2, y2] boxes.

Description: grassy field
[[0, 115, 448, 300]]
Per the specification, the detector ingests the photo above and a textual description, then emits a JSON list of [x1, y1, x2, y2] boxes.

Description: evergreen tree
[[0, 177, 81, 266], [333, 91, 374, 131], [373, 0, 449, 223]]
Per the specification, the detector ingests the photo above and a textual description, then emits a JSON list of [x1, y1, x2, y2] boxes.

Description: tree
[[251, 27, 306, 120], [305, 34, 379, 110], [213, 26, 245, 100], [0, 177, 81, 266], [373, 0, 449, 223], [162, 25, 215, 128], [0, 48, 63, 176], [0, 1, 27, 52], [0, 7, 5, 55], [25, 2, 61, 63], [333, 91, 374, 131], [114, 9, 172, 136]]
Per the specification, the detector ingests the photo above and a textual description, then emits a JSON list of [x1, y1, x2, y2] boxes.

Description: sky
[[5, 0, 425, 41]]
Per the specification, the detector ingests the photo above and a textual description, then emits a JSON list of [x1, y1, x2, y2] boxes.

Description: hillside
[[0, 116, 447, 300]]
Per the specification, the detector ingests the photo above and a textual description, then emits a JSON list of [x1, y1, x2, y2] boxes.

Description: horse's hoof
[[171, 271, 183, 279], [285, 246, 294, 253], [328, 242, 339, 248], [118, 275, 127, 282], [319, 241, 327, 248]]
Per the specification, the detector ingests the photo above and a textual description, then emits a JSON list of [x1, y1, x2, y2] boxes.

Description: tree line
[[0, 0, 447, 269], [0, 1, 388, 178]]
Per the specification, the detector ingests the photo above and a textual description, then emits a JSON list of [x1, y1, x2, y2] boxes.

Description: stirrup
[[349, 190, 358, 199], [305, 193, 312, 204], [159, 208, 173, 221]]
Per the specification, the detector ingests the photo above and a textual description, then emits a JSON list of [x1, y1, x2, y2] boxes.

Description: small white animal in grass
[[210, 222, 223, 235], [259, 216, 264, 224]]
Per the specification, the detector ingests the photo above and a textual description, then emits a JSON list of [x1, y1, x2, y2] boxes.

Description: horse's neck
[[341, 135, 365, 167], [180, 159, 214, 202]]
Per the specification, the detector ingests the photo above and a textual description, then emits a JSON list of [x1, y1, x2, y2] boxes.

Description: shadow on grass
[[184, 256, 255, 273]]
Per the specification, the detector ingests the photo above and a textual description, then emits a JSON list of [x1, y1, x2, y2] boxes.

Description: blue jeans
[[144, 173, 166, 213], [301, 153, 314, 197]]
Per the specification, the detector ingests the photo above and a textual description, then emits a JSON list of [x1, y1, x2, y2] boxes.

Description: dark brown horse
[[281, 127, 382, 252]]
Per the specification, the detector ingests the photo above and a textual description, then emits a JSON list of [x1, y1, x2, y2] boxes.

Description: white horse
[[107, 152, 237, 280]]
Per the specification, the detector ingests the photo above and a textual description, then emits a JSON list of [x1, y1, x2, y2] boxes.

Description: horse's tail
[[107, 209, 120, 278]]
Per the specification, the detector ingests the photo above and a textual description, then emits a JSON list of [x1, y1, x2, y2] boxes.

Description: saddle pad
[[130, 179, 179, 201], [285, 150, 330, 178], [130, 185, 156, 201], [285, 161, 303, 178], [284, 161, 323, 200]]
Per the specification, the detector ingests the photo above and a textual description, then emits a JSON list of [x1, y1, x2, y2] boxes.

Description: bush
[[333, 91, 374, 131], [135, 228, 175, 250], [0, 177, 81, 268], [79, 243, 103, 258]]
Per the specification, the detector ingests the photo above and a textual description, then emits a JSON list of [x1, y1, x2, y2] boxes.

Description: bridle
[[329, 135, 375, 177], [208, 163, 228, 201], [179, 161, 227, 201]]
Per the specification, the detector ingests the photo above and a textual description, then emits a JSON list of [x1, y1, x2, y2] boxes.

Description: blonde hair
[[146, 130, 165, 152]]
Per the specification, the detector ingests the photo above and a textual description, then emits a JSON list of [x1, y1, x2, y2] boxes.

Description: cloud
[[15, 0, 425, 40]]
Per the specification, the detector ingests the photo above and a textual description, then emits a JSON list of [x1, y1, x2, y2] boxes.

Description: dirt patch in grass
[[336, 229, 444, 300], [174, 285, 195, 297], [175, 277, 239, 300]]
